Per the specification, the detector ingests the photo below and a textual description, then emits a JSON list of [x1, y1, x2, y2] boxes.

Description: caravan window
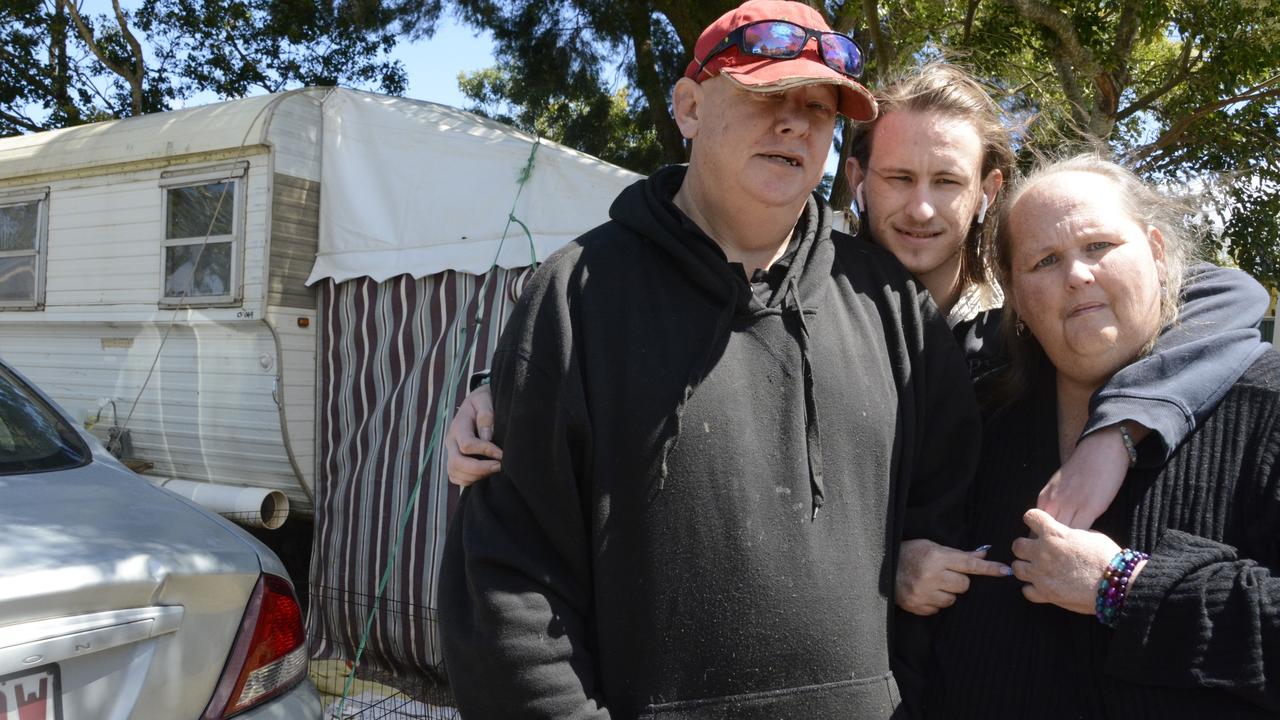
[[0, 190, 48, 310], [160, 169, 243, 306]]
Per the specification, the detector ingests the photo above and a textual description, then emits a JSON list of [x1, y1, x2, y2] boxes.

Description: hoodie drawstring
[[786, 275, 825, 520]]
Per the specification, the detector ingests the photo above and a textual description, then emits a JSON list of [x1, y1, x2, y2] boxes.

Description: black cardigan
[[926, 349, 1280, 719]]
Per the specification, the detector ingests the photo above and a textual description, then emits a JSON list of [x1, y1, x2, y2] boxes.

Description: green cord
[[334, 138, 543, 717]]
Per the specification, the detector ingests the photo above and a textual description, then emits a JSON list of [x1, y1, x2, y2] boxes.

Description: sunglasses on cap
[[695, 20, 865, 80]]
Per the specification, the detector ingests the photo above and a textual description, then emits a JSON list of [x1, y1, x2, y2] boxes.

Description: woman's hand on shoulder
[[896, 539, 1012, 616], [1011, 509, 1122, 615], [446, 385, 503, 487]]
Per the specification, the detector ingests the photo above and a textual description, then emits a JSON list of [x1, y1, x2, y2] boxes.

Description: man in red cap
[[439, 2, 980, 717]]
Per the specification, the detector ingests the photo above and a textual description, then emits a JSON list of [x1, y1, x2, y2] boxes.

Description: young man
[[437, 2, 981, 718]]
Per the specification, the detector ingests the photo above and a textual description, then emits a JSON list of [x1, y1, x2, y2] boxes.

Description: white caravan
[[0, 87, 640, 526]]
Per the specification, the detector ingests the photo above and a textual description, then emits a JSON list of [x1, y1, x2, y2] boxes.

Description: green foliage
[[458, 65, 663, 172], [1221, 173, 1280, 286], [0, 0, 406, 134], [0, 1, 72, 133], [447, 0, 685, 173], [133, 0, 408, 97]]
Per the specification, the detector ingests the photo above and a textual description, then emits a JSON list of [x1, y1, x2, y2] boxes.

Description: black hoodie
[[439, 166, 980, 720]]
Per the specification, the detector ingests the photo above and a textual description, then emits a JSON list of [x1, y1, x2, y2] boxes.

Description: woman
[[926, 155, 1280, 718]]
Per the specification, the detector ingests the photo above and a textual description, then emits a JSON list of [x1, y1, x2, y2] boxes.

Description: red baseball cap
[[684, 0, 877, 122]]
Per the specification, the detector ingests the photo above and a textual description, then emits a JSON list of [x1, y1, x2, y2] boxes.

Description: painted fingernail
[[974, 544, 991, 553], [1001, 565, 1014, 576]]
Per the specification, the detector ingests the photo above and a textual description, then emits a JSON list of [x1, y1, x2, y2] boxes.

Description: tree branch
[[1048, 42, 1090, 131], [1132, 77, 1280, 169], [1110, 0, 1140, 84], [829, 0, 860, 35], [649, 0, 728, 58], [65, 0, 144, 114], [47, 0, 83, 125], [962, 0, 980, 44], [65, 2, 125, 79], [222, 24, 271, 95], [69, 61, 116, 108], [110, 0, 147, 114], [1115, 40, 1199, 122], [0, 45, 56, 97], [1004, 0, 1119, 135], [0, 107, 47, 133], [1002, 0, 1098, 75], [623, 1, 685, 164], [110, 0, 144, 82]]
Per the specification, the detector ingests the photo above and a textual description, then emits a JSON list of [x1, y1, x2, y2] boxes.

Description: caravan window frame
[[0, 188, 50, 311], [158, 165, 246, 307]]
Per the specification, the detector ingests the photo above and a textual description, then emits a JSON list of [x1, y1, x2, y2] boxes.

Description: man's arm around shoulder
[[438, 263, 611, 720]]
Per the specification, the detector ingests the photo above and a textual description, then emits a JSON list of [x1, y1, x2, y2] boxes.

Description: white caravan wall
[[1, 321, 308, 509], [0, 153, 313, 510], [266, 92, 324, 183], [266, 307, 317, 493], [18, 159, 271, 315]]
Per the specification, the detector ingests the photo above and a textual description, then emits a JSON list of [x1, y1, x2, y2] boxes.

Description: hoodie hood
[[608, 165, 835, 315]]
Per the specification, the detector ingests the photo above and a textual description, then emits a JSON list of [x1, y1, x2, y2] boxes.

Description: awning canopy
[[306, 90, 643, 285]]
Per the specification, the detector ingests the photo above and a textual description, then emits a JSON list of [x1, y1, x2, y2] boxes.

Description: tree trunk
[[653, 0, 737, 57], [626, 3, 687, 164], [49, 0, 81, 126], [828, 119, 854, 210], [863, 0, 896, 71], [110, 0, 148, 116]]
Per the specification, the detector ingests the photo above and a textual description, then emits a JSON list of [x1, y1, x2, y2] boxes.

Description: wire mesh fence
[[307, 584, 458, 720]]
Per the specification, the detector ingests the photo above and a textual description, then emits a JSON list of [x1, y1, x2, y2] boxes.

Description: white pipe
[[153, 479, 290, 530]]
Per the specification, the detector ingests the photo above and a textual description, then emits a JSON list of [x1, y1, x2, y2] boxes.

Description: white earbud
[[976, 194, 989, 225], [855, 182, 866, 212]]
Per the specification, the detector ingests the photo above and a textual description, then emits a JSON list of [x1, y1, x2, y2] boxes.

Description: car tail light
[[202, 574, 308, 719]]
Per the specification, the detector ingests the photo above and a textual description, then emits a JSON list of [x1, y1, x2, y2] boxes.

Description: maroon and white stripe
[[307, 266, 534, 675]]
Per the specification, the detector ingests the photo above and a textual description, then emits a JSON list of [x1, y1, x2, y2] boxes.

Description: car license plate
[[0, 665, 61, 720]]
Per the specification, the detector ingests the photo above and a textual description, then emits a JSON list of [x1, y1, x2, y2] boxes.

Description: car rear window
[[0, 364, 89, 474]]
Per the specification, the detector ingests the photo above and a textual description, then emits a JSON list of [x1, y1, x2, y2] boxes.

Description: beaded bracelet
[[1095, 548, 1149, 628]]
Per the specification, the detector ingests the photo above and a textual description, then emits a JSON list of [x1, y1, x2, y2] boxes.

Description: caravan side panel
[[32, 158, 271, 314], [266, 307, 317, 495], [268, 174, 320, 309], [0, 321, 312, 512], [0, 151, 312, 512], [267, 92, 323, 183]]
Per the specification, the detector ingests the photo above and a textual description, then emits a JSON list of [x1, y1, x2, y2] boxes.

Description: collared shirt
[[737, 240, 802, 303]]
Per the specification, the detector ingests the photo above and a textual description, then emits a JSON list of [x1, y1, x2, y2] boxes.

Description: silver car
[[0, 358, 321, 719]]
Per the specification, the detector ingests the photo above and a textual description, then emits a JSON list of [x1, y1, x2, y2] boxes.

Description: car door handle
[[0, 606, 184, 669]]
